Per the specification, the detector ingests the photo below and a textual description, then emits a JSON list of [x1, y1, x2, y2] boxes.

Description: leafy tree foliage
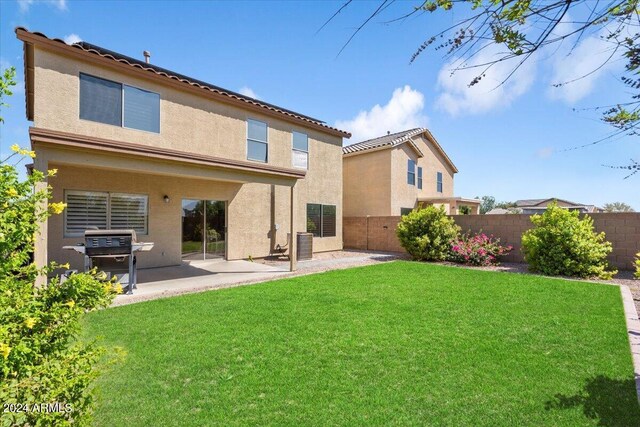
[[328, 1, 639, 176], [0, 67, 120, 426], [603, 201, 635, 212]]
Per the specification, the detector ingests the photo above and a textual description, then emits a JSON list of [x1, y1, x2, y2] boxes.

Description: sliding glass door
[[181, 199, 226, 260]]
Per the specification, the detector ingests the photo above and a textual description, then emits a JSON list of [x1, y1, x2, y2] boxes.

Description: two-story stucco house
[[343, 128, 479, 216], [16, 28, 350, 273]]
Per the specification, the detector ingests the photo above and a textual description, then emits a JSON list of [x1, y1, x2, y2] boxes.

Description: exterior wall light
[[163, 195, 170, 204]]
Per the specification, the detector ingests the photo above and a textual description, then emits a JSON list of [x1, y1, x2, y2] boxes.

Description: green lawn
[[83, 261, 639, 426]]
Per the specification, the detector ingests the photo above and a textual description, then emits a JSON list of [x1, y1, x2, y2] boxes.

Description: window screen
[[407, 159, 416, 185], [437, 172, 443, 193], [321, 205, 336, 237], [292, 131, 308, 169], [247, 119, 268, 162], [417, 167, 423, 189], [79, 74, 122, 126], [401, 208, 413, 216], [307, 204, 322, 237], [124, 85, 160, 132], [307, 203, 335, 237]]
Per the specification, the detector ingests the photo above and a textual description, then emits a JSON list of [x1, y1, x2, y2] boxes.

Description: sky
[[0, 0, 638, 209]]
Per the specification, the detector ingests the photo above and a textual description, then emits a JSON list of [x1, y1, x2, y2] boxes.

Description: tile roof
[[342, 128, 426, 154], [515, 198, 580, 207], [342, 128, 458, 173], [15, 27, 351, 138]]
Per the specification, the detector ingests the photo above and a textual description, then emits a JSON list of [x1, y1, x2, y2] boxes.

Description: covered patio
[[30, 127, 306, 280]]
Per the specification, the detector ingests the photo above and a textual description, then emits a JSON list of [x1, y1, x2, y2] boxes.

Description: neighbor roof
[[15, 27, 351, 139], [515, 198, 581, 207], [343, 128, 458, 173]]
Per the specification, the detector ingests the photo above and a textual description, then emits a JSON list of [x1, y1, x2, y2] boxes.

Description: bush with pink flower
[[449, 232, 512, 266]]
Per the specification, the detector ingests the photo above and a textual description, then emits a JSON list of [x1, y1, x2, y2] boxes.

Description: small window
[[124, 85, 160, 132], [306, 203, 322, 237], [292, 131, 308, 169], [247, 119, 268, 162], [306, 203, 336, 237], [321, 205, 336, 237], [80, 74, 122, 126], [64, 190, 148, 237], [407, 159, 416, 185], [437, 172, 443, 193], [400, 208, 413, 216], [417, 167, 423, 190]]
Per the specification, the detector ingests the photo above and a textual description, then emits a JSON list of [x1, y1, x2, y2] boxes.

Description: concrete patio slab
[[113, 259, 287, 306]]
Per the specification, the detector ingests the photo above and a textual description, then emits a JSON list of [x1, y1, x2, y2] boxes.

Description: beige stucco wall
[[344, 134, 456, 217], [32, 47, 342, 171], [31, 47, 343, 269], [343, 149, 391, 216]]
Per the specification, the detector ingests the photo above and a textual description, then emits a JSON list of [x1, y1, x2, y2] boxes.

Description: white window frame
[[63, 190, 149, 237], [246, 118, 269, 163], [292, 131, 309, 169]]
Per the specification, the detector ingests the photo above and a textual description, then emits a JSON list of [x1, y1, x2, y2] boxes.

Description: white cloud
[[435, 45, 536, 116], [63, 33, 82, 45], [238, 86, 259, 99], [18, 0, 67, 12], [547, 30, 619, 104], [536, 147, 554, 159], [336, 85, 428, 143]]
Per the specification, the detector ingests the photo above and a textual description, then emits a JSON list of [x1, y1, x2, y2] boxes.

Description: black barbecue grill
[[63, 230, 154, 295]]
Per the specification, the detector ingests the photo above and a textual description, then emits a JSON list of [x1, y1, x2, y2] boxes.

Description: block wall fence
[[343, 213, 640, 270]]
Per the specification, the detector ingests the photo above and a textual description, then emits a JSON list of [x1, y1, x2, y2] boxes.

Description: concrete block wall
[[343, 213, 640, 270]]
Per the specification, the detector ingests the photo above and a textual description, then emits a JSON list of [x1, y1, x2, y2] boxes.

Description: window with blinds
[[79, 74, 122, 126], [64, 191, 108, 236], [109, 193, 148, 232], [124, 85, 160, 133], [292, 131, 308, 169], [321, 205, 336, 237], [79, 73, 160, 133], [64, 191, 148, 237], [306, 203, 322, 237], [306, 203, 336, 238]]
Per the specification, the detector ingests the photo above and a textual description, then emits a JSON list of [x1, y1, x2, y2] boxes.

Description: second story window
[[437, 172, 443, 193], [292, 131, 308, 169], [80, 74, 122, 126], [407, 159, 416, 185], [417, 167, 423, 189], [79, 73, 160, 133], [247, 119, 268, 163]]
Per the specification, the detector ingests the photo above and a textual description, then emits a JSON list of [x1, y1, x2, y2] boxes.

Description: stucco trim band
[[29, 127, 306, 180]]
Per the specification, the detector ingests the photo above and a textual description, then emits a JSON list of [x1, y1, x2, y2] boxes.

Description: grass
[[84, 261, 639, 426]]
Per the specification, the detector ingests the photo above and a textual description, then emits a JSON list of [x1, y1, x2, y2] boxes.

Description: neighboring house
[[514, 198, 602, 214], [486, 207, 522, 215], [343, 128, 480, 216], [17, 28, 350, 272]]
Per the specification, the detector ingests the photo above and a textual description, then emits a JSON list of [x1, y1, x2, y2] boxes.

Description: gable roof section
[[515, 198, 581, 207], [15, 27, 351, 139], [343, 128, 458, 173]]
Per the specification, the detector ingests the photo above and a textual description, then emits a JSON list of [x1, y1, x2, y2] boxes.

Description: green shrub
[[1, 68, 119, 426], [521, 202, 616, 279], [396, 205, 460, 261], [634, 252, 640, 279]]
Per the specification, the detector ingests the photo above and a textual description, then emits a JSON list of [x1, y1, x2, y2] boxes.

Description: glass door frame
[[181, 199, 227, 261]]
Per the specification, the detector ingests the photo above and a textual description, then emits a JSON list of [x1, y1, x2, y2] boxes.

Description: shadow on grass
[[545, 375, 640, 426]]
